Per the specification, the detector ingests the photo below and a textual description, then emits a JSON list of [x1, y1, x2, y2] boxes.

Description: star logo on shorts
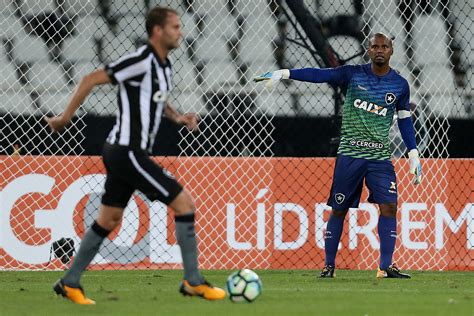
[[335, 193, 345, 204], [388, 181, 397, 193], [385, 92, 396, 105]]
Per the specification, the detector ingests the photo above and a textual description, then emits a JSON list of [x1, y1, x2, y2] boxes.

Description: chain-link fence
[[0, 0, 472, 271]]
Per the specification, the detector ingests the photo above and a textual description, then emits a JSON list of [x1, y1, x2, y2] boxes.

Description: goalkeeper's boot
[[179, 279, 226, 300], [319, 265, 335, 278], [53, 279, 96, 305], [377, 263, 411, 279]]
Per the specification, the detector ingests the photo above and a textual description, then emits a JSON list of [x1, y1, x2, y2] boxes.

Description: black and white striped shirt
[[105, 44, 172, 152]]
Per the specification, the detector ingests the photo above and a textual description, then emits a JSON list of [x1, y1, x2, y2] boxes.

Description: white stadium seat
[[14, 31, 50, 63], [29, 62, 68, 91], [63, 35, 97, 62], [413, 15, 450, 66], [0, 61, 22, 91], [195, 35, 231, 62], [0, 92, 36, 116], [203, 61, 239, 89]]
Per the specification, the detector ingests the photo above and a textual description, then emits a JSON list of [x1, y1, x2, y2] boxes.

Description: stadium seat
[[240, 32, 274, 64], [413, 15, 450, 66], [14, 30, 50, 63], [193, 0, 227, 16], [63, 34, 97, 62], [0, 92, 36, 116], [0, 16, 24, 39], [195, 35, 231, 63], [203, 13, 238, 40], [203, 61, 239, 88], [72, 61, 100, 83], [75, 15, 108, 38], [20, 0, 55, 15], [418, 65, 455, 95], [0, 61, 22, 91], [39, 91, 71, 115], [243, 13, 277, 40], [258, 91, 293, 116], [63, 0, 96, 15], [29, 62, 68, 91], [181, 12, 199, 38], [234, 0, 272, 16]]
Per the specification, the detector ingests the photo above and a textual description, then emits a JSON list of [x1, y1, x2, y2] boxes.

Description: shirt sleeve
[[105, 51, 149, 85], [396, 80, 411, 112], [289, 65, 357, 87]]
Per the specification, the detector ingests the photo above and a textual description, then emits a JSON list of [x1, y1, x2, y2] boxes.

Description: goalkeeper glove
[[253, 69, 290, 89], [408, 149, 422, 185]]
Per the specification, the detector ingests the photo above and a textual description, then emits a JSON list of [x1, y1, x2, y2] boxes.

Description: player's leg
[[54, 144, 134, 304], [321, 155, 366, 278], [167, 190, 225, 300], [54, 204, 125, 304], [365, 160, 410, 278], [128, 151, 225, 300]]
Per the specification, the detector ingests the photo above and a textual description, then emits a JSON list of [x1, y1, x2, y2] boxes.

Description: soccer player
[[45, 7, 225, 304], [255, 33, 421, 278]]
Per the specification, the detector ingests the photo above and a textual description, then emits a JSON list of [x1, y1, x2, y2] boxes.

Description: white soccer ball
[[226, 269, 262, 303]]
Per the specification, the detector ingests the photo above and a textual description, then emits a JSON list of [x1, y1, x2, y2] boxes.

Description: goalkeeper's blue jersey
[[290, 63, 411, 160], [335, 64, 410, 160]]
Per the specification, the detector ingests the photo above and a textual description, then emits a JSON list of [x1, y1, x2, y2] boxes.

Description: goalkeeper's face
[[158, 13, 182, 50], [368, 35, 393, 67]]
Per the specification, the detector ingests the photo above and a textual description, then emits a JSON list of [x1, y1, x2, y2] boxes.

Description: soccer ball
[[226, 269, 262, 303]]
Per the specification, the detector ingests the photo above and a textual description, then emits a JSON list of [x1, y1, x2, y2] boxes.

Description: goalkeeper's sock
[[62, 221, 110, 288], [324, 215, 344, 267], [378, 215, 397, 270], [175, 213, 205, 286]]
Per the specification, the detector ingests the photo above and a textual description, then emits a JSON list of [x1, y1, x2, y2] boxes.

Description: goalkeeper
[[255, 33, 421, 278]]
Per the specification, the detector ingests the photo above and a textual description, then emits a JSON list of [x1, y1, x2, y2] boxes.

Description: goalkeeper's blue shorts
[[327, 154, 397, 210]]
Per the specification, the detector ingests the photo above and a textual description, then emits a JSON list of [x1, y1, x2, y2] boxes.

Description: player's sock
[[62, 221, 110, 287], [378, 215, 397, 270], [324, 215, 344, 267], [175, 213, 205, 286]]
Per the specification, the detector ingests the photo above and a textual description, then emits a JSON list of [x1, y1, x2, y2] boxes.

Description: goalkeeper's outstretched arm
[[254, 66, 355, 88], [45, 69, 111, 133]]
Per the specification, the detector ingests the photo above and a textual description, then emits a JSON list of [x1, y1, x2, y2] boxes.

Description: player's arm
[[397, 82, 422, 185], [254, 66, 354, 88], [164, 103, 199, 131], [45, 69, 111, 133]]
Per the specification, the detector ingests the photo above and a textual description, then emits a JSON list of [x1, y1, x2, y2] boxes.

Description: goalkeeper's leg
[[376, 203, 410, 279], [321, 155, 366, 278], [320, 209, 347, 278]]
